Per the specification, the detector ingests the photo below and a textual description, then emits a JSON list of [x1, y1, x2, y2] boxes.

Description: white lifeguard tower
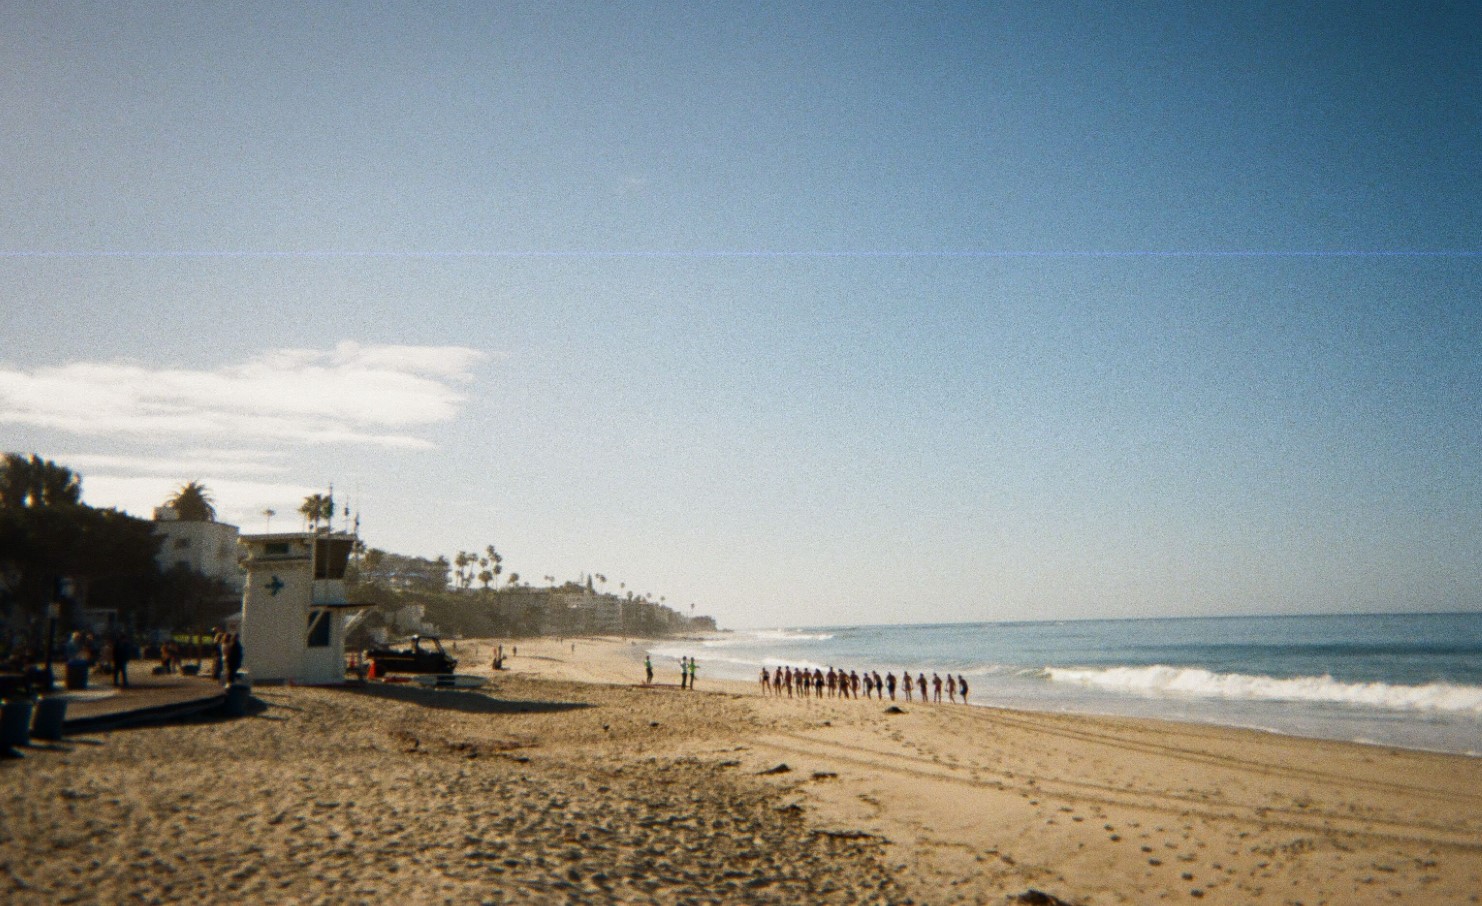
[[238, 531, 363, 684]]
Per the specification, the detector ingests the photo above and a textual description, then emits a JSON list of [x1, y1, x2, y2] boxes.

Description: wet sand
[[3, 636, 1479, 904]]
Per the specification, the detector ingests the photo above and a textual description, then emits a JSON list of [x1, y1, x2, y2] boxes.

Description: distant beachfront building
[[382, 603, 439, 640], [553, 587, 624, 635], [152, 505, 244, 593]]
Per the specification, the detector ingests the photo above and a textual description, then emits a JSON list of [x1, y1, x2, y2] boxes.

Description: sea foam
[[690, 629, 836, 649], [1044, 665, 1482, 715]]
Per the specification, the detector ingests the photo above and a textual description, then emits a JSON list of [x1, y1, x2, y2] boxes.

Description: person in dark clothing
[[112, 633, 132, 688], [225, 634, 244, 684]]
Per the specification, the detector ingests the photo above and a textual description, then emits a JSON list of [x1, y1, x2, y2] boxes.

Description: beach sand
[[3, 636, 1478, 904]]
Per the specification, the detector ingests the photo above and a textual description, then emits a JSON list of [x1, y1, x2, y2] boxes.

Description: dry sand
[[3, 635, 1479, 905]]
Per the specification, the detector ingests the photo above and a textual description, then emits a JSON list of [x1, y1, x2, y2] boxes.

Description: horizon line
[[3, 248, 1480, 260], [728, 608, 1480, 632]]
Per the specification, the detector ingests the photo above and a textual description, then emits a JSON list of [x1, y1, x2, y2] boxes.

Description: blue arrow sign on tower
[[266, 575, 285, 596]]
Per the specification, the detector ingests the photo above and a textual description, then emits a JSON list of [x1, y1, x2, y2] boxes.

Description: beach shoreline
[[4, 635, 1479, 904], [637, 615, 1482, 759]]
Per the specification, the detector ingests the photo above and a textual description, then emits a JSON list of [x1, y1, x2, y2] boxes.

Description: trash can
[[25, 665, 54, 694], [223, 681, 251, 718], [65, 660, 89, 691], [31, 696, 68, 741], [1, 696, 35, 749]]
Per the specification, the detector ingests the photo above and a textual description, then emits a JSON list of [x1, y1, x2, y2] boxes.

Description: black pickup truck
[[364, 636, 458, 675]]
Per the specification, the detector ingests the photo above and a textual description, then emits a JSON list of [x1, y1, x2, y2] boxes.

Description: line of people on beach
[[758, 665, 969, 704]]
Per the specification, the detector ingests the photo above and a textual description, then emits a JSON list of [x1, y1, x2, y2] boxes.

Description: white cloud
[[59, 449, 290, 478], [81, 473, 326, 527], [0, 342, 484, 448]]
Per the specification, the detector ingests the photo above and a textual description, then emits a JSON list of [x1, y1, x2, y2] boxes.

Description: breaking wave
[[748, 629, 835, 642], [699, 629, 835, 648], [1044, 665, 1482, 716]]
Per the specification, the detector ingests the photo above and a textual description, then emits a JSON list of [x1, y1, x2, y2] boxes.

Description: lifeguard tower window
[[307, 609, 331, 647], [265, 542, 291, 556], [314, 537, 355, 580]]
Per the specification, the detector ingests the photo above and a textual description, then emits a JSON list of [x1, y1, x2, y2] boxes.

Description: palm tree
[[167, 481, 217, 521], [0, 453, 82, 509], [453, 551, 471, 588], [37, 457, 83, 507], [0, 453, 32, 508], [484, 544, 503, 588], [299, 493, 333, 531]]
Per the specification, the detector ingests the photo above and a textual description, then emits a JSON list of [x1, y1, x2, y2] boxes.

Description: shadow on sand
[[330, 682, 591, 716]]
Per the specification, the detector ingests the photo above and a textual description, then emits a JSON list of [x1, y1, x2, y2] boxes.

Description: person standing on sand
[[678, 656, 688, 689], [210, 627, 226, 680], [958, 675, 968, 703], [885, 672, 897, 700], [644, 655, 653, 685], [917, 672, 927, 699], [112, 632, 132, 688], [225, 634, 244, 684], [902, 673, 913, 702], [688, 657, 698, 690], [932, 673, 943, 702]]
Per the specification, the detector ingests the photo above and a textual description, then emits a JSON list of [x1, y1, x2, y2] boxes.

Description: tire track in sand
[[750, 729, 1482, 853]]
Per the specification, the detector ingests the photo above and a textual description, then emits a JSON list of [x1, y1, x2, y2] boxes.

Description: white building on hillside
[[152, 506, 244, 592]]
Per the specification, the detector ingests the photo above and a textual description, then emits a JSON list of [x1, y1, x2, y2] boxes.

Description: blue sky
[[2, 2, 1478, 628]]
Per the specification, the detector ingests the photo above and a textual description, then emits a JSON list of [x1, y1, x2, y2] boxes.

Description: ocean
[[648, 612, 1482, 756]]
